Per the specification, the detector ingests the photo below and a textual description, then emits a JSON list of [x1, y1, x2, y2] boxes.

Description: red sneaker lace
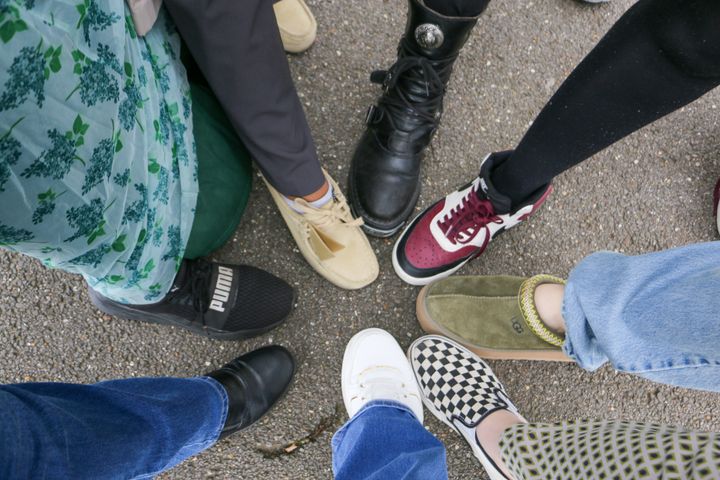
[[438, 188, 502, 244]]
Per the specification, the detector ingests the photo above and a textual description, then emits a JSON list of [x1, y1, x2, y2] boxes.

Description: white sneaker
[[341, 328, 424, 423]]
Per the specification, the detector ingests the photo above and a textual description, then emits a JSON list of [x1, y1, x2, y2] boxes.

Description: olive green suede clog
[[416, 275, 572, 362]]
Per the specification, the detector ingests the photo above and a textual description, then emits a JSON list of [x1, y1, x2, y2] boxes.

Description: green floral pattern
[[0, 0, 198, 304], [0, 44, 46, 111]]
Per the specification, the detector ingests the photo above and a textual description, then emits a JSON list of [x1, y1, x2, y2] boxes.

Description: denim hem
[[133, 376, 228, 480], [560, 281, 585, 366], [197, 376, 229, 443], [335, 400, 419, 442], [614, 357, 720, 374], [357, 399, 416, 418]]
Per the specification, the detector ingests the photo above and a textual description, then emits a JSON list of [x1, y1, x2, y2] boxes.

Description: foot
[[393, 152, 552, 285], [534, 282, 566, 334], [88, 259, 295, 340], [347, 0, 483, 237], [264, 170, 379, 290], [409, 335, 524, 480], [206, 345, 295, 438], [273, 0, 317, 54], [342, 328, 423, 422]]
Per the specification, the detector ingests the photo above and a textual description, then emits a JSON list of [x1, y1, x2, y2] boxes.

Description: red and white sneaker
[[392, 152, 552, 285]]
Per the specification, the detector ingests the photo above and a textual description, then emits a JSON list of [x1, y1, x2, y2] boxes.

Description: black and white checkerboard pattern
[[411, 337, 515, 427]]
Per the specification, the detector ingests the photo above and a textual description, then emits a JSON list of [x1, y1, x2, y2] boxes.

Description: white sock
[[283, 184, 333, 214]]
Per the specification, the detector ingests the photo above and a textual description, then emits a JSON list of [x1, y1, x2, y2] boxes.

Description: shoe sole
[[361, 220, 405, 238], [88, 287, 295, 341], [407, 336, 511, 480], [346, 181, 420, 239], [393, 238, 476, 286], [415, 286, 573, 362]]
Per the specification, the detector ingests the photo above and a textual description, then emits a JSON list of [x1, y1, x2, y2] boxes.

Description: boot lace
[[370, 43, 458, 132], [438, 187, 502, 245]]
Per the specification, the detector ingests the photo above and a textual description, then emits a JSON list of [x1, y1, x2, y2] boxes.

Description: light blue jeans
[[0, 377, 226, 479], [563, 241, 720, 392], [332, 400, 447, 480]]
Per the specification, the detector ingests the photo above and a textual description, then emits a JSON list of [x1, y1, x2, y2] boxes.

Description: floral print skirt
[[0, 0, 198, 304]]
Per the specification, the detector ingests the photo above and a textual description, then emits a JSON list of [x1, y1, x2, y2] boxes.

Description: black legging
[[490, 0, 720, 206]]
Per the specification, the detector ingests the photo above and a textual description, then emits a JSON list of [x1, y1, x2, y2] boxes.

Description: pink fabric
[[126, 0, 162, 36]]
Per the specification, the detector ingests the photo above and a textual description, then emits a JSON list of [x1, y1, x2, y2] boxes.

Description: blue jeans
[[0, 376, 227, 479], [563, 241, 720, 392], [332, 401, 447, 480]]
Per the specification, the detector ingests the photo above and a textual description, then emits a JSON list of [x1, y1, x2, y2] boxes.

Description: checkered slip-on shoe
[[408, 335, 523, 480]]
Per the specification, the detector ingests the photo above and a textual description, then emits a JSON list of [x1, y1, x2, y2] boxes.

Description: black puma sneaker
[[88, 259, 295, 340]]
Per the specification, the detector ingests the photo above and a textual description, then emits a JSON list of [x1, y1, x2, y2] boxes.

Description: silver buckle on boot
[[415, 24, 444, 49]]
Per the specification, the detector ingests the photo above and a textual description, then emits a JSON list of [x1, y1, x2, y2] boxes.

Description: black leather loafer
[[206, 345, 295, 438]]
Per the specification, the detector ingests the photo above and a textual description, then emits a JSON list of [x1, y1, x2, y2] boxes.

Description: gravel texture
[[2, 0, 720, 478]]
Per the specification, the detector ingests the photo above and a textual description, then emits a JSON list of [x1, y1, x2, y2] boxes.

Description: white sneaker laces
[[355, 366, 419, 404]]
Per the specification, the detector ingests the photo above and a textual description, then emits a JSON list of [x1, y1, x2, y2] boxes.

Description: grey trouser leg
[[164, 0, 325, 197]]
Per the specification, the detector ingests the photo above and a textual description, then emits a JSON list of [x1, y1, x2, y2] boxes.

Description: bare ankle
[[475, 409, 525, 480], [534, 283, 566, 334], [290, 181, 330, 202]]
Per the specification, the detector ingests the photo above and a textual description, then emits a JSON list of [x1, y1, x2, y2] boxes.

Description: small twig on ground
[[255, 403, 343, 459]]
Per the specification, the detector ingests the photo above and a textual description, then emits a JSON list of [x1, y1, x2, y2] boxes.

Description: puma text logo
[[209, 266, 233, 312]]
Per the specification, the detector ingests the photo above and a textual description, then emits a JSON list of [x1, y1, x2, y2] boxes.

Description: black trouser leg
[[163, 0, 325, 197], [490, 0, 720, 206]]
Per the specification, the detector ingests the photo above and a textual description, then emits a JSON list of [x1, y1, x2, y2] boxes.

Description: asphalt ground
[[2, 0, 720, 478]]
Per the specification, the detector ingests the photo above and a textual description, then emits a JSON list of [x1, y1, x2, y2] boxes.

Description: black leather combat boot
[[348, 0, 485, 237]]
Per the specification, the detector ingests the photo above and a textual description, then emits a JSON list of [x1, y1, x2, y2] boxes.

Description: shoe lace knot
[[179, 260, 213, 328], [438, 188, 501, 244], [293, 197, 364, 230]]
